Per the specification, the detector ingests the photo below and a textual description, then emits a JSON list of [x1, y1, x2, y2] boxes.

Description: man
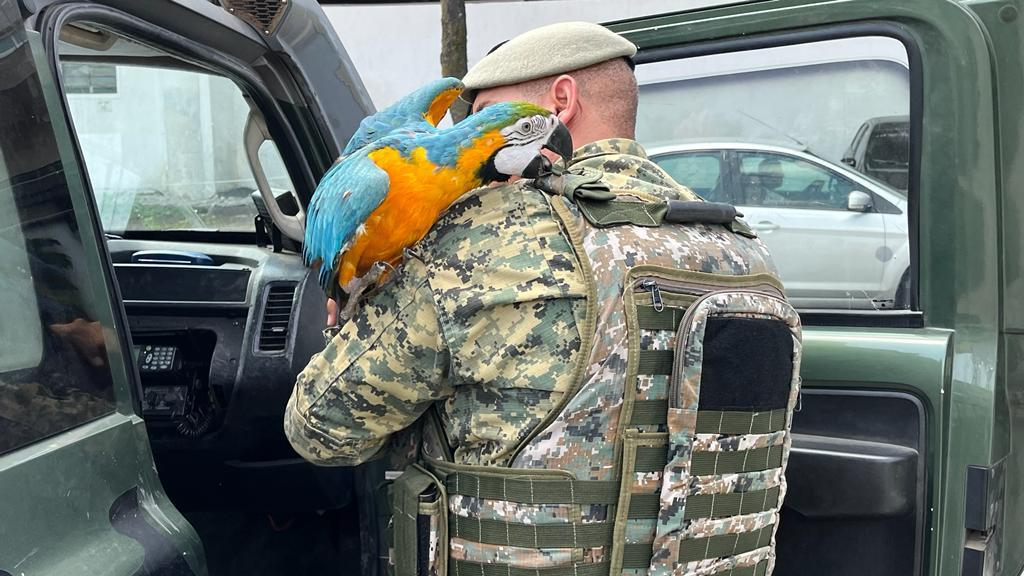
[[286, 21, 784, 575], [744, 157, 787, 206]]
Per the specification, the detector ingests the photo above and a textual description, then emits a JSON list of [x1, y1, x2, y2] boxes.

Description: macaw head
[[469, 102, 574, 183]]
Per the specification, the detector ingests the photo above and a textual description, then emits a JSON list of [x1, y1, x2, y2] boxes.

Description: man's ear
[[549, 74, 580, 127]]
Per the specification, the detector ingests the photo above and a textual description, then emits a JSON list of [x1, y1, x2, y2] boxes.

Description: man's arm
[[285, 257, 451, 466]]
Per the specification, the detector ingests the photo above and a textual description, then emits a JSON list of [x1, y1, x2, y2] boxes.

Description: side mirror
[[847, 190, 873, 212]]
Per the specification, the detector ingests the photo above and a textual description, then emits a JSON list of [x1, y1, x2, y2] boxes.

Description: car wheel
[[894, 270, 911, 309]]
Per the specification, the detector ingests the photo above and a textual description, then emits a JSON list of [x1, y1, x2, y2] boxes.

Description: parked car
[[0, 1, 1021, 576], [841, 114, 911, 190], [648, 142, 911, 310]]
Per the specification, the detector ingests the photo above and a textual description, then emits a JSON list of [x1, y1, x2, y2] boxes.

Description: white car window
[[736, 152, 854, 210], [655, 152, 724, 201]]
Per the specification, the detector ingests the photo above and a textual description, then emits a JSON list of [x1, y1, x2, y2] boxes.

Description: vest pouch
[[651, 288, 801, 576], [390, 464, 448, 576]]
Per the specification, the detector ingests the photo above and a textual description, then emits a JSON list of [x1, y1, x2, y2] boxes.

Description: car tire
[[894, 270, 911, 309]]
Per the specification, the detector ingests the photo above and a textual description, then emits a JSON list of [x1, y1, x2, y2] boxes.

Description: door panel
[[0, 19, 205, 576], [777, 328, 951, 576], [611, 1, 997, 572], [1, 415, 201, 575]]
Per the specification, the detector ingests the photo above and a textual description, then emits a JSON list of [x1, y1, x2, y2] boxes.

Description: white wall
[[323, 0, 737, 108]]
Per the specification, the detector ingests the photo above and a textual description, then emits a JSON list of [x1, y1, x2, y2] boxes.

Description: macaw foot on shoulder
[[337, 261, 392, 322]]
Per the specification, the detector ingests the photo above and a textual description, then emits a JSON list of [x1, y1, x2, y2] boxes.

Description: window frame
[[33, 2, 331, 416], [635, 22, 923, 327], [0, 30, 124, 453], [655, 150, 728, 201], [40, 4, 321, 245]]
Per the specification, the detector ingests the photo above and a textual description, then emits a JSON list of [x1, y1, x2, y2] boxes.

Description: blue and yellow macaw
[[303, 78, 572, 317]]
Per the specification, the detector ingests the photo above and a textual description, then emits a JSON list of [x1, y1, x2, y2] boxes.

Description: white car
[[648, 142, 910, 310]]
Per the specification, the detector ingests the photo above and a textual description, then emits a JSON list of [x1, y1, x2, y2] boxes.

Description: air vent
[[258, 284, 296, 352], [220, 0, 289, 36]]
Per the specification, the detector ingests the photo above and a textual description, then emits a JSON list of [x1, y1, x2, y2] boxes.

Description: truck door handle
[[752, 220, 780, 232]]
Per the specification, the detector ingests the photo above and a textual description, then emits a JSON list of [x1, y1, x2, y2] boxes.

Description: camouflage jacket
[[284, 139, 769, 468]]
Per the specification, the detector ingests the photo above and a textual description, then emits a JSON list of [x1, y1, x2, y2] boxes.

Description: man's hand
[[326, 298, 338, 327], [49, 318, 107, 368]]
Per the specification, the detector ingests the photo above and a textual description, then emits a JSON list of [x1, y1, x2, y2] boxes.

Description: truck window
[[638, 36, 913, 313], [0, 40, 117, 455], [59, 41, 296, 236]]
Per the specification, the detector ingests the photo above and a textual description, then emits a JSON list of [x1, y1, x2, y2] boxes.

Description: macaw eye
[[519, 120, 532, 133]]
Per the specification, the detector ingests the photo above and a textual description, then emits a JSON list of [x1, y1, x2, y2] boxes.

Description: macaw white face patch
[[494, 115, 558, 176]]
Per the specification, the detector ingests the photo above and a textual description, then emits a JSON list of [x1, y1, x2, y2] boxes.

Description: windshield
[[865, 122, 910, 169], [62, 62, 267, 233]]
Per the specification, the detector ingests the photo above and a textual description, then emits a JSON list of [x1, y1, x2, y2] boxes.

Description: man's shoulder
[[570, 139, 700, 201], [417, 182, 585, 301]]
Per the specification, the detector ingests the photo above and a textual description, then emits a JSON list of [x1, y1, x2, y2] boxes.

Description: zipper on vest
[[634, 277, 784, 309], [641, 279, 664, 311], [634, 277, 710, 310]]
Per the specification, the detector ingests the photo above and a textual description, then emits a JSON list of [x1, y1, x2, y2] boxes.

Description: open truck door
[[1, 0, 371, 574], [609, 1, 1013, 575]]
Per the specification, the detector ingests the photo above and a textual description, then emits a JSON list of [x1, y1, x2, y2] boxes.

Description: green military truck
[[0, 0, 1019, 575]]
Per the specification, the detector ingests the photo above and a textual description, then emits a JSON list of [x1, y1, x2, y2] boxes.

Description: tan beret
[[462, 21, 637, 102]]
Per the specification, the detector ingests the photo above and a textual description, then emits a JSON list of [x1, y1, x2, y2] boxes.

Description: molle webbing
[[633, 445, 785, 475], [450, 556, 770, 576], [423, 257, 798, 576], [628, 400, 788, 432]]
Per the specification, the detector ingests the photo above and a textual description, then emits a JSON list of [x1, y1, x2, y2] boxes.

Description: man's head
[[462, 22, 639, 152], [757, 158, 784, 191]]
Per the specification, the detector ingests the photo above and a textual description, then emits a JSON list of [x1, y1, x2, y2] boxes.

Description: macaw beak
[[522, 122, 573, 179], [521, 155, 553, 179], [542, 121, 573, 165]]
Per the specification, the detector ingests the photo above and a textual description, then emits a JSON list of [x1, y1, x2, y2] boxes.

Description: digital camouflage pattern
[[285, 168, 586, 466], [652, 293, 801, 576], [285, 139, 793, 575]]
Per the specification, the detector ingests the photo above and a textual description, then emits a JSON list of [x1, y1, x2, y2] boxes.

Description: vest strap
[[636, 304, 688, 330], [449, 514, 614, 548], [448, 559, 610, 576], [448, 543, 654, 576], [627, 405, 788, 434], [683, 486, 782, 520], [691, 445, 784, 476], [629, 399, 667, 425], [445, 472, 620, 504], [711, 560, 770, 576], [627, 493, 659, 518], [623, 487, 780, 521], [637, 349, 674, 375], [696, 409, 787, 435], [677, 524, 774, 562]]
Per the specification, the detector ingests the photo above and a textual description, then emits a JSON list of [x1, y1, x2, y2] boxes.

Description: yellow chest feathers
[[341, 132, 505, 278]]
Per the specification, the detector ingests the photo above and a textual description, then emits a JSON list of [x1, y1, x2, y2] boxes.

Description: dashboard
[[108, 239, 349, 510]]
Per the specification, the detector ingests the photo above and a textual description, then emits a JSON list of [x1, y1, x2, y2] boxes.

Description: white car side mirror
[[847, 190, 873, 212]]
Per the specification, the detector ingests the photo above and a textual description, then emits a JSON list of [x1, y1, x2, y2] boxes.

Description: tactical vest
[[388, 173, 803, 576]]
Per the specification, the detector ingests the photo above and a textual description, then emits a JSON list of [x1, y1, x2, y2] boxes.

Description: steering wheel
[[801, 179, 825, 199]]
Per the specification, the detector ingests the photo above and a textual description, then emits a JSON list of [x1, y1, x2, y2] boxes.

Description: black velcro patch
[[697, 317, 794, 412]]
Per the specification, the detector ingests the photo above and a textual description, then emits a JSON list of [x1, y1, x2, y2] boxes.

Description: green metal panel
[[961, 2, 1024, 574], [0, 26, 206, 576], [611, 1, 1004, 575], [801, 328, 952, 575], [0, 414, 203, 575]]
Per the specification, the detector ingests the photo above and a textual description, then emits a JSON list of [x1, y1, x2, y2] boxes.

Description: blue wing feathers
[[306, 84, 527, 295], [342, 77, 463, 155], [303, 150, 389, 291]]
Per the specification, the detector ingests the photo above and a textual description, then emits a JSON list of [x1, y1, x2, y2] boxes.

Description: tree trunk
[[440, 0, 470, 122]]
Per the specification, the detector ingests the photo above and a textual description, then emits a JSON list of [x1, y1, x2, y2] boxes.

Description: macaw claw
[[337, 261, 393, 322]]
